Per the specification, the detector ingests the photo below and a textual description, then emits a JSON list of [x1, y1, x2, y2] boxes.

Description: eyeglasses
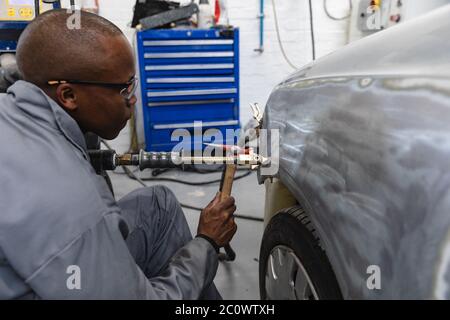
[[47, 76, 138, 100]]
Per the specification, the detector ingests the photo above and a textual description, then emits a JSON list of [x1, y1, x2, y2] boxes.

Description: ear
[[55, 84, 78, 111]]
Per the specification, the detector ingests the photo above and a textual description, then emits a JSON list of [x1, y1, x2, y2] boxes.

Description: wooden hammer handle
[[218, 164, 237, 261], [220, 164, 237, 200]]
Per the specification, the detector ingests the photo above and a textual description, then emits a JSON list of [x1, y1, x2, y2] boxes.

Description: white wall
[[226, 0, 349, 123], [96, 0, 350, 125]]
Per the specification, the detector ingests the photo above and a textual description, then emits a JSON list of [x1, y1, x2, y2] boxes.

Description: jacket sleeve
[[24, 212, 219, 299]]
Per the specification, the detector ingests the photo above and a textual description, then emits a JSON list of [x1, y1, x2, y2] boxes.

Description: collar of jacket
[[7, 80, 88, 159]]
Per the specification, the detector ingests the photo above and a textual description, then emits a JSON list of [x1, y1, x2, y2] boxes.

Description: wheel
[[259, 206, 342, 300]]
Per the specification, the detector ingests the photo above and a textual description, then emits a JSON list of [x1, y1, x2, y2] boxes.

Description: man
[[0, 9, 237, 299]]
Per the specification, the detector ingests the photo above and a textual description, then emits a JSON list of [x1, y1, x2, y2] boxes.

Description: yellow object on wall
[[19, 7, 33, 18], [0, 0, 35, 21], [7, 6, 16, 17]]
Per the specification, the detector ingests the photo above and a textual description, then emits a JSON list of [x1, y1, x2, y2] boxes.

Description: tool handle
[[218, 164, 237, 262], [88, 149, 117, 171], [220, 165, 237, 201], [139, 151, 178, 170], [222, 243, 236, 261]]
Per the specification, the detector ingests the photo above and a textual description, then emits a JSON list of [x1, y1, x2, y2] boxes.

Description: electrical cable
[[121, 161, 263, 222], [308, 0, 316, 61], [134, 170, 252, 186], [323, 0, 352, 21], [271, 0, 300, 70], [153, 163, 250, 176], [35, 0, 40, 15], [271, 0, 316, 70]]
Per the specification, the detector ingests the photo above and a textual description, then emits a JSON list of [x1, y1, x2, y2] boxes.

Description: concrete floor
[[108, 125, 266, 300]]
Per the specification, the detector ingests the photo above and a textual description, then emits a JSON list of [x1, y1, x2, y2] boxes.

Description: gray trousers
[[117, 185, 222, 300]]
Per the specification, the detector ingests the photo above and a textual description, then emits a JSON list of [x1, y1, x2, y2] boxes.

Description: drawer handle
[[148, 99, 234, 107], [146, 64, 234, 71], [144, 52, 234, 59], [154, 120, 239, 130], [144, 40, 234, 46], [148, 88, 237, 97], [147, 77, 235, 84]]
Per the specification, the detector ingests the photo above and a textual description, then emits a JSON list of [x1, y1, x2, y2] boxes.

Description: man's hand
[[197, 193, 237, 248]]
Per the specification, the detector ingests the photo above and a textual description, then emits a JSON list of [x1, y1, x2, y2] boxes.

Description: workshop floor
[[108, 124, 266, 300]]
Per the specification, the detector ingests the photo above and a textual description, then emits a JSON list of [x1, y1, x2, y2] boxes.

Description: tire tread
[[259, 205, 342, 299]]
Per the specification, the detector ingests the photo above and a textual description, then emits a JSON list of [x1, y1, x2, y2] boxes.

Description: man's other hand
[[197, 193, 237, 248]]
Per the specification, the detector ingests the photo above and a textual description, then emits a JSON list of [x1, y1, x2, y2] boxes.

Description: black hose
[[136, 171, 252, 186], [121, 166, 263, 222], [151, 164, 250, 176], [35, 0, 40, 15]]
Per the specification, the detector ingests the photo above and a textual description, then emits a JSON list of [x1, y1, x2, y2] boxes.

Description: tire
[[259, 206, 342, 300]]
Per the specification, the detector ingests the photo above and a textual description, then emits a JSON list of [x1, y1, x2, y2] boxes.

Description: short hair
[[16, 9, 124, 85]]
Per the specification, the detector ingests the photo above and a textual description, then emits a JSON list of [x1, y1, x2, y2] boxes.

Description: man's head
[[16, 9, 136, 140]]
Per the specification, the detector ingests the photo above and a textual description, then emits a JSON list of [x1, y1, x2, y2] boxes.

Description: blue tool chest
[[136, 28, 240, 152]]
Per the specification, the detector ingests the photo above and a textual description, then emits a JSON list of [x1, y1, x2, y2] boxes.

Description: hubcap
[[265, 245, 319, 300]]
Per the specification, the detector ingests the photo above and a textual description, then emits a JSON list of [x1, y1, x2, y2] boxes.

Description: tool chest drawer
[[148, 123, 239, 152], [136, 28, 240, 151]]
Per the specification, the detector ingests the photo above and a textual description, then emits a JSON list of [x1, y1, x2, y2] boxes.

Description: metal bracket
[[250, 102, 263, 127]]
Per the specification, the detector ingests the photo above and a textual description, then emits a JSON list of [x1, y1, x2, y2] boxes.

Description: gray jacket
[[0, 81, 218, 299]]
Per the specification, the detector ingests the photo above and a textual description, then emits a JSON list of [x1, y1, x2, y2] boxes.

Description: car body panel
[[262, 5, 450, 299]]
